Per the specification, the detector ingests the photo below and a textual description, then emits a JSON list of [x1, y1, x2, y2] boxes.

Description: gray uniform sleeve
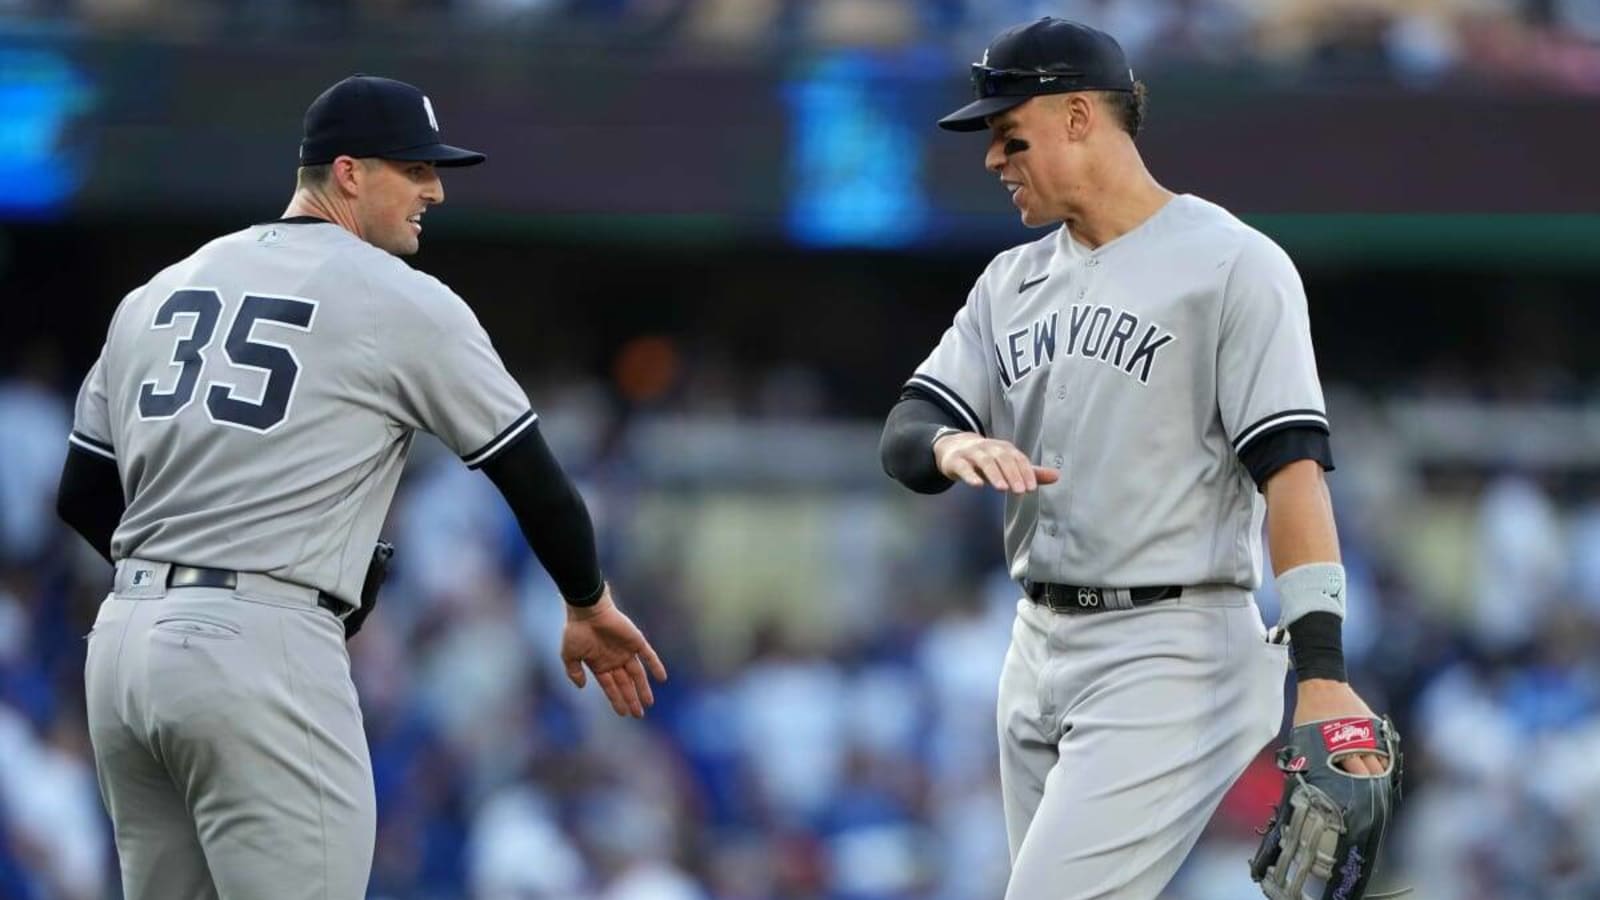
[[1217, 235, 1329, 460], [381, 279, 536, 469], [69, 350, 117, 461], [907, 283, 993, 437]]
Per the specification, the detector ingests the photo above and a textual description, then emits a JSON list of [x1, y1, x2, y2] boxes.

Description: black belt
[[1024, 580, 1182, 614], [166, 565, 352, 618]]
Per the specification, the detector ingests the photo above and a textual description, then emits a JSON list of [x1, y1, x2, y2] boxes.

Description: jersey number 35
[[137, 288, 317, 434]]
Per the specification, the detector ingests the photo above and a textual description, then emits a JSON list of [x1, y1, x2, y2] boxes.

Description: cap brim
[[938, 96, 1028, 132], [386, 143, 487, 167]]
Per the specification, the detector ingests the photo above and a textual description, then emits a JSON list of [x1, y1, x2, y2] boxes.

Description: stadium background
[[3, 1, 1600, 898]]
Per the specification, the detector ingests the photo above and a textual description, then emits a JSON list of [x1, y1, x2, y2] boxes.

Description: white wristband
[[1275, 562, 1346, 627]]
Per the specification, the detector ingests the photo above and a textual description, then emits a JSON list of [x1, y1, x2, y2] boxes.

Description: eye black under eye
[[1003, 138, 1030, 155]]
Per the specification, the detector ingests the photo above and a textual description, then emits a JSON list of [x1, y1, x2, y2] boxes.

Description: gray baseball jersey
[[907, 193, 1327, 590], [68, 220, 535, 605]]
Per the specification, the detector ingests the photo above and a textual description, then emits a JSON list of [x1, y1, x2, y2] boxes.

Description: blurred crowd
[[2, 330, 1600, 899], [2, 0, 1598, 92]]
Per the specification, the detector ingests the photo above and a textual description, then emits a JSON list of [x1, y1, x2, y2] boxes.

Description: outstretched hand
[[934, 431, 1060, 493], [560, 586, 668, 718]]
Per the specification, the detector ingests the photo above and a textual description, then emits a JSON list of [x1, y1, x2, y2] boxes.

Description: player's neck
[[1061, 157, 1172, 250], [283, 191, 362, 240]]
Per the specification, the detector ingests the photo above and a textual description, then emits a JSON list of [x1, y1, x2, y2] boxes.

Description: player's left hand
[[560, 585, 668, 718], [1291, 679, 1384, 775], [933, 431, 1061, 493]]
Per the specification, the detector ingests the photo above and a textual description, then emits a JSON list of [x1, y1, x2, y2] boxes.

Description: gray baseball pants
[[84, 558, 374, 900], [998, 585, 1288, 900]]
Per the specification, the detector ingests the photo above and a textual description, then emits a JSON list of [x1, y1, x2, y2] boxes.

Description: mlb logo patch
[[132, 569, 153, 587]]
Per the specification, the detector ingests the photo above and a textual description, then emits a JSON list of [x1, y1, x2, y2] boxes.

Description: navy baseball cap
[[299, 75, 486, 167], [939, 18, 1135, 132]]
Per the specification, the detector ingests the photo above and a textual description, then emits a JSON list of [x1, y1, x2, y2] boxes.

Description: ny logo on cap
[[422, 95, 439, 132]]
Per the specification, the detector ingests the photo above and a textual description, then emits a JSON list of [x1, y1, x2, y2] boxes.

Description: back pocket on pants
[[154, 616, 242, 640]]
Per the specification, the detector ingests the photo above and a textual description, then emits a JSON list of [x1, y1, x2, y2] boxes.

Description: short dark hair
[[1101, 81, 1149, 139], [296, 163, 332, 191], [296, 157, 380, 192]]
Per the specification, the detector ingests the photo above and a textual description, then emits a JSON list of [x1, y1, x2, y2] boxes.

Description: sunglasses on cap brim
[[969, 64, 1091, 98]]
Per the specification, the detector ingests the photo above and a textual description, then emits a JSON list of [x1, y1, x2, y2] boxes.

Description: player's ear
[[1061, 94, 1095, 142], [330, 156, 363, 197]]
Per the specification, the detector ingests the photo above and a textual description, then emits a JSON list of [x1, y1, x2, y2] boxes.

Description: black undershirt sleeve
[[479, 424, 605, 606], [880, 388, 966, 495], [56, 444, 125, 565], [1240, 425, 1334, 489]]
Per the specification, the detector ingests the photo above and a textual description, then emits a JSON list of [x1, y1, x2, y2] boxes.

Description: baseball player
[[54, 75, 667, 900], [880, 19, 1397, 900]]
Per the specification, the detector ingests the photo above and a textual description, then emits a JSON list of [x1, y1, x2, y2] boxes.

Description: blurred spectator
[[468, 784, 588, 898], [1472, 471, 1564, 651], [732, 628, 850, 824], [0, 706, 105, 900], [0, 343, 69, 564]]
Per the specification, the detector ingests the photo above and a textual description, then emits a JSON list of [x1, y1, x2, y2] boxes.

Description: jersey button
[[1045, 525, 1058, 536], [1056, 387, 1067, 400], [1052, 455, 1063, 467]]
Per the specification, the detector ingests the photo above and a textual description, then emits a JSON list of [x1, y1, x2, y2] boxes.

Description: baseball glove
[[1249, 716, 1405, 900]]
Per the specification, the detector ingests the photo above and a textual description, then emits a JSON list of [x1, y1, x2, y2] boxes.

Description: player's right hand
[[560, 585, 668, 718], [934, 431, 1060, 493]]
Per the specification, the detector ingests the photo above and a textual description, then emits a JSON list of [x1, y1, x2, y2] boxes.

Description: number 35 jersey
[[907, 195, 1330, 592], [68, 220, 536, 604]]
